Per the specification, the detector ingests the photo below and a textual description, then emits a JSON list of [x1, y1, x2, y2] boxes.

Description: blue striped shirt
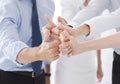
[[0, 0, 54, 71]]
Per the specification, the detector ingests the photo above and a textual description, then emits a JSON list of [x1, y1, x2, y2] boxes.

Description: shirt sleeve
[[0, 0, 29, 67], [38, 0, 55, 28], [84, 7, 120, 38], [60, 0, 85, 22], [68, 0, 109, 27]]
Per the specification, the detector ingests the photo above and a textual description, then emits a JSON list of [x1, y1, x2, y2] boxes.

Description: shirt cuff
[[6, 41, 29, 67], [68, 21, 79, 27], [83, 20, 101, 39]]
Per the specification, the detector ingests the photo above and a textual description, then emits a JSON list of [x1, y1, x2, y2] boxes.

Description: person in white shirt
[[61, 0, 89, 22], [56, 0, 120, 84], [50, 0, 103, 84]]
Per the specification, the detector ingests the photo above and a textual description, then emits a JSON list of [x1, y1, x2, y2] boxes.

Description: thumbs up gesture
[[59, 30, 84, 56]]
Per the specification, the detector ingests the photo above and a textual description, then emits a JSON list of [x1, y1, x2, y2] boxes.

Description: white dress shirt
[[0, 0, 54, 71], [82, 0, 120, 54]]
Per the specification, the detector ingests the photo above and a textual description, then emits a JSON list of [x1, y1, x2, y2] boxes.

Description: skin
[[45, 16, 103, 82], [16, 16, 60, 65]]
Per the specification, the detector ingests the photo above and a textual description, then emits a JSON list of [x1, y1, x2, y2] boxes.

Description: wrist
[[17, 47, 37, 64], [98, 63, 102, 68], [76, 24, 90, 36], [31, 47, 40, 62], [78, 42, 90, 53]]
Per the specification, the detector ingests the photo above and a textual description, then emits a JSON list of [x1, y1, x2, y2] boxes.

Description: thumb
[[60, 30, 72, 42], [63, 30, 73, 41], [58, 16, 67, 25], [57, 23, 71, 33], [45, 15, 56, 29], [42, 28, 51, 42]]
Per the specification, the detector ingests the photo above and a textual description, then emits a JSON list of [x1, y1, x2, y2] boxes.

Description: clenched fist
[[37, 40, 60, 62]]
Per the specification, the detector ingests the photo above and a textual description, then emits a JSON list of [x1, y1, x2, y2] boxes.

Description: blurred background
[[52, 0, 115, 84]]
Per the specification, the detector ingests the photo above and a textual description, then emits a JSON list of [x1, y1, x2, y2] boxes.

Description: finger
[[57, 23, 71, 32], [51, 27, 60, 35], [67, 47, 73, 56], [99, 77, 102, 82], [67, 49, 73, 56], [61, 47, 72, 55], [59, 44, 71, 55], [57, 16, 67, 25], [97, 78, 101, 83], [60, 31, 70, 42], [45, 15, 56, 29], [51, 34, 60, 41], [68, 52, 73, 57], [59, 43, 70, 54], [62, 30, 72, 40], [59, 42, 69, 50], [42, 28, 51, 42], [97, 75, 102, 83], [63, 46, 72, 55]]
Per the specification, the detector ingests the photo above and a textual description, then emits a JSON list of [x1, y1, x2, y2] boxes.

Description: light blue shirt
[[0, 0, 54, 71]]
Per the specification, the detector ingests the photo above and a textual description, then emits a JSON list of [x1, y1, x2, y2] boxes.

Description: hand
[[42, 15, 60, 41], [50, 16, 67, 35], [97, 66, 103, 83], [59, 30, 71, 55], [59, 30, 83, 56], [57, 16, 67, 25], [37, 40, 60, 62], [42, 15, 56, 41], [57, 23, 79, 37], [42, 16, 69, 41]]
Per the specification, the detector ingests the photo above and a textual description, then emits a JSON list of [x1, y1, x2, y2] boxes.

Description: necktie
[[31, 0, 42, 76]]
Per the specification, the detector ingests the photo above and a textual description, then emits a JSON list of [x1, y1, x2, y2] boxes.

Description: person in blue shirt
[[0, 0, 59, 84]]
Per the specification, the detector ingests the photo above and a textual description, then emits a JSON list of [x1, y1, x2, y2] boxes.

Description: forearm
[[96, 49, 103, 82], [97, 50, 102, 67], [16, 47, 39, 64], [44, 64, 50, 73], [44, 64, 51, 84], [81, 32, 120, 51]]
